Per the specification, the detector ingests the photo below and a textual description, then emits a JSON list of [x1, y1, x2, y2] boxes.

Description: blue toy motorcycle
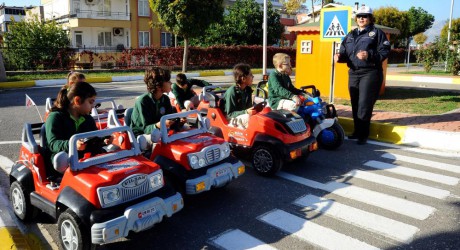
[[297, 85, 344, 150]]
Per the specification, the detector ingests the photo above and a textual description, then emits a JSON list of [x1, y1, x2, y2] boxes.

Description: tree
[[440, 18, 460, 40], [413, 33, 427, 45], [149, 0, 224, 72], [3, 15, 71, 70], [373, 7, 410, 47], [407, 7, 434, 37], [190, 0, 284, 47], [281, 0, 305, 15]]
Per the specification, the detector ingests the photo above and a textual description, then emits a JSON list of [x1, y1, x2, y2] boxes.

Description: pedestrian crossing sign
[[320, 7, 352, 41]]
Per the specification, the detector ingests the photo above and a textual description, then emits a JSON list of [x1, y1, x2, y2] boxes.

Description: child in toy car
[[223, 63, 256, 129], [170, 73, 211, 112]]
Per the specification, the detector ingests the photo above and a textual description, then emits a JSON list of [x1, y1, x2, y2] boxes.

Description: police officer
[[334, 5, 391, 145]]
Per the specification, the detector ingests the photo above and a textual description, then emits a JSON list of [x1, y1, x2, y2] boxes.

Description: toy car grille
[[120, 181, 151, 203], [286, 119, 307, 134], [205, 148, 221, 164]]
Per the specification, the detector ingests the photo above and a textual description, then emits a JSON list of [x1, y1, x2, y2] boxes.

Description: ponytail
[[51, 81, 97, 112]]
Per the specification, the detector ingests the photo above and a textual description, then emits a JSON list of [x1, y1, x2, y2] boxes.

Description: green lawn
[[335, 88, 460, 115]]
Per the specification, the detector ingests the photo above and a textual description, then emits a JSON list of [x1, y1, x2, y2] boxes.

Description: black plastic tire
[[317, 121, 345, 150], [9, 181, 37, 221], [58, 210, 92, 250], [251, 144, 282, 177]]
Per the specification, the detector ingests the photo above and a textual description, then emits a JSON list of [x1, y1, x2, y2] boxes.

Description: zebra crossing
[[209, 152, 459, 250]]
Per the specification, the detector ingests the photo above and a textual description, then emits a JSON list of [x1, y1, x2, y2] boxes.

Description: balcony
[[71, 10, 131, 21]]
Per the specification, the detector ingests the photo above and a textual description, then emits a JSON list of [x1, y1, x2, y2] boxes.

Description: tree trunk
[[182, 38, 189, 72], [0, 51, 6, 82]]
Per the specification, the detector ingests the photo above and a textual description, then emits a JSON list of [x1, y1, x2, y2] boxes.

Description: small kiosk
[[288, 20, 399, 100]]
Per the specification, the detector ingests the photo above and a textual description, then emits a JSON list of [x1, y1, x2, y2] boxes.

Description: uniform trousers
[[348, 68, 383, 140]]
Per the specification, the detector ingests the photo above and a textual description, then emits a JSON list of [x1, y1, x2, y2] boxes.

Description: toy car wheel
[[58, 210, 91, 250], [10, 181, 37, 221], [318, 121, 344, 150], [251, 144, 282, 176]]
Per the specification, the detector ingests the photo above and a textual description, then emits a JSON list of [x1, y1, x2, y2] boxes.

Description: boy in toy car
[[170, 73, 211, 112], [223, 63, 256, 129], [268, 53, 305, 111], [130, 67, 177, 137]]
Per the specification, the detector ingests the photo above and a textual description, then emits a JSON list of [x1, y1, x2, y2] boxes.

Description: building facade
[[0, 5, 34, 44]]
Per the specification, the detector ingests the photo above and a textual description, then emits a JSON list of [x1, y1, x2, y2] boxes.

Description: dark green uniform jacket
[[171, 79, 210, 109], [45, 111, 98, 161], [223, 85, 253, 119], [268, 70, 303, 109], [130, 93, 174, 137]]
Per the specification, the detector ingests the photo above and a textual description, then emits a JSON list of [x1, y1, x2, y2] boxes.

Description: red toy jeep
[[9, 124, 183, 250], [108, 109, 246, 195], [197, 86, 317, 176]]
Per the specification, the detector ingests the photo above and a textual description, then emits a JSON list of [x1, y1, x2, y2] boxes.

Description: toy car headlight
[[102, 188, 120, 205], [149, 173, 163, 189], [198, 158, 206, 167], [189, 155, 198, 166], [221, 143, 230, 159]]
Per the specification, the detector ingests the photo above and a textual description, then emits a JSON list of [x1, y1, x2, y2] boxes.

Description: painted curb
[[0, 81, 35, 89], [338, 117, 460, 152], [387, 74, 460, 84]]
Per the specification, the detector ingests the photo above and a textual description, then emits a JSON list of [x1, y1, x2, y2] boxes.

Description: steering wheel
[[252, 87, 268, 113], [81, 136, 106, 157], [253, 101, 266, 113], [167, 118, 185, 135]]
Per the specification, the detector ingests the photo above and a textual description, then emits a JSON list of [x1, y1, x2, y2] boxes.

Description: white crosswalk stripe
[[293, 194, 419, 244], [345, 170, 451, 199], [381, 153, 460, 174], [210, 229, 277, 250], [277, 172, 435, 220], [364, 160, 459, 185], [258, 209, 380, 250]]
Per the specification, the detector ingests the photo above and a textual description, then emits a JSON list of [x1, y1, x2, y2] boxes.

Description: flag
[[25, 94, 36, 108]]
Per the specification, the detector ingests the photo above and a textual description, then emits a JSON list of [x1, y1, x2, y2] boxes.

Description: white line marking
[[381, 153, 460, 174], [0, 141, 21, 145], [259, 209, 380, 250], [367, 141, 460, 158], [277, 172, 435, 220], [345, 170, 450, 199], [294, 194, 419, 244], [364, 160, 459, 186], [211, 229, 276, 250], [0, 155, 14, 174]]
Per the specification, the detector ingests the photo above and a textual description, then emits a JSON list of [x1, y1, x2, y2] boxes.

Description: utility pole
[[263, 0, 268, 80], [445, 0, 455, 72]]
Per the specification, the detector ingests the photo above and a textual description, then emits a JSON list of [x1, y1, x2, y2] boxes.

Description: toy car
[[9, 124, 183, 250], [256, 82, 344, 150], [107, 109, 246, 195], [197, 86, 317, 177]]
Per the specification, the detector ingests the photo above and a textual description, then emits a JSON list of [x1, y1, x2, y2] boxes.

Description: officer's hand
[[246, 107, 256, 116], [165, 120, 175, 129], [77, 139, 87, 151], [357, 50, 368, 60]]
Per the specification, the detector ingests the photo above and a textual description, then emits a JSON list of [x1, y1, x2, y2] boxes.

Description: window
[[139, 31, 150, 47], [300, 40, 312, 54], [161, 32, 172, 47], [98, 0, 111, 16], [138, 0, 150, 16], [75, 31, 83, 48], [98, 32, 112, 47]]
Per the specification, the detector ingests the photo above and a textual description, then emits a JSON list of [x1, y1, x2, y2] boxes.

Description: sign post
[[320, 7, 352, 103]]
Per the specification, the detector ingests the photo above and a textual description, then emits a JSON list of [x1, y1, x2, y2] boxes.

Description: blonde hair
[[273, 53, 290, 68], [67, 72, 85, 86]]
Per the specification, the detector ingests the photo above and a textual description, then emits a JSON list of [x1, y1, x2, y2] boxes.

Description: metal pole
[[406, 38, 411, 71], [263, 0, 268, 79], [445, 0, 454, 72], [329, 41, 336, 103]]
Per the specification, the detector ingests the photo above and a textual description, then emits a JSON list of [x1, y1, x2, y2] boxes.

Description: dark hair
[[144, 67, 171, 94], [233, 63, 251, 86], [52, 81, 97, 111], [67, 72, 86, 87], [176, 73, 187, 86]]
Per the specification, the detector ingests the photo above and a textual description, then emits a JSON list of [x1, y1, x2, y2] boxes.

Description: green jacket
[[130, 93, 174, 137], [268, 70, 303, 109], [223, 85, 253, 118], [171, 79, 210, 109], [45, 111, 98, 161]]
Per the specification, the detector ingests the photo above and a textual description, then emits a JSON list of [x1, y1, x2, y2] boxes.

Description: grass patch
[[399, 70, 453, 76], [335, 87, 460, 115]]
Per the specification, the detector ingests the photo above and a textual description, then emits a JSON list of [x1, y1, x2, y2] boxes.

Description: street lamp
[[263, 0, 268, 79], [445, 0, 455, 72]]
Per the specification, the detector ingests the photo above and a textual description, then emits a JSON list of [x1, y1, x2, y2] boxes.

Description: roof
[[287, 20, 400, 35]]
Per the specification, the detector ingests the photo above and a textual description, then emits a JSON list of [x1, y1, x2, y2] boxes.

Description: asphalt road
[[0, 81, 459, 249]]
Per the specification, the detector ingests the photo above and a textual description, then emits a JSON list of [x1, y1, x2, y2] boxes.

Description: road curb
[[386, 74, 460, 84], [338, 117, 460, 152]]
